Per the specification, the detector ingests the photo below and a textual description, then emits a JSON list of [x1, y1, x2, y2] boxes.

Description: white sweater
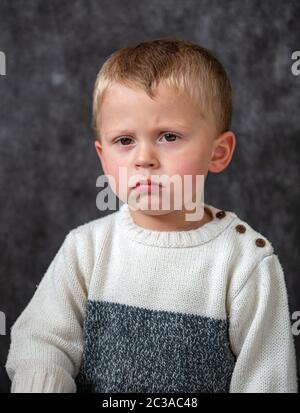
[[5, 202, 298, 393]]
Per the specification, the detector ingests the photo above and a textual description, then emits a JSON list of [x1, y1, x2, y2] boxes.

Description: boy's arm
[[5, 230, 87, 393], [228, 254, 298, 393]]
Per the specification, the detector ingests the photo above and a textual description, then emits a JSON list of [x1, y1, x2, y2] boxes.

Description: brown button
[[216, 210, 226, 219], [236, 224, 246, 233], [255, 238, 266, 247]]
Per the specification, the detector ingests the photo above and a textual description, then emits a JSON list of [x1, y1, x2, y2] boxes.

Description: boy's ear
[[94, 140, 108, 174], [208, 131, 236, 174]]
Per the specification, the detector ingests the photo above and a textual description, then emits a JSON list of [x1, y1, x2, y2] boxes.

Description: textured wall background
[[0, 0, 299, 393]]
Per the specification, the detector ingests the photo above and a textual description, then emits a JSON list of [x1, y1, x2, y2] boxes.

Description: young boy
[[5, 38, 298, 393]]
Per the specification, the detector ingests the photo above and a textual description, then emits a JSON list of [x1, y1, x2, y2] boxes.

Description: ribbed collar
[[115, 202, 237, 248]]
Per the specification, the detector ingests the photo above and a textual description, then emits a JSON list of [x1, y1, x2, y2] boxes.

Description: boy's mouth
[[133, 182, 162, 193], [132, 178, 163, 189]]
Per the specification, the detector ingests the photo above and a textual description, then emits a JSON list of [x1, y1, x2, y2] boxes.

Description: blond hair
[[92, 37, 232, 141]]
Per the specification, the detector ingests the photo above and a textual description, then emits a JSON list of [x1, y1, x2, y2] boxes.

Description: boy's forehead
[[101, 82, 206, 124]]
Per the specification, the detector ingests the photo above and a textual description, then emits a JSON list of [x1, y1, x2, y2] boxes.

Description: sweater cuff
[[10, 367, 76, 393]]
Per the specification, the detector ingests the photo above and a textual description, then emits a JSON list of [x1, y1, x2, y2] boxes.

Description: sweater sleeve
[[228, 253, 298, 393], [5, 230, 87, 393]]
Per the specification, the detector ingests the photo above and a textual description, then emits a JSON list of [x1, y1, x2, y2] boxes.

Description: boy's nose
[[135, 159, 157, 168], [134, 144, 159, 169]]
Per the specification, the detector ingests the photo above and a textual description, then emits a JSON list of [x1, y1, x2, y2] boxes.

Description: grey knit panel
[[75, 300, 236, 393]]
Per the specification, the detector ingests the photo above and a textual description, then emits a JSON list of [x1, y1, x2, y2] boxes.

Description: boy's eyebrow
[[103, 123, 193, 137]]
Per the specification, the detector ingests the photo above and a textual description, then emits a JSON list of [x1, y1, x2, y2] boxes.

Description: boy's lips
[[133, 182, 162, 193], [131, 178, 163, 189]]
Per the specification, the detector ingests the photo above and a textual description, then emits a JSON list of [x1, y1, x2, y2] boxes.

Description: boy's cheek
[[102, 162, 133, 200], [167, 158, 208, 179], [102, 158, 125, 180]]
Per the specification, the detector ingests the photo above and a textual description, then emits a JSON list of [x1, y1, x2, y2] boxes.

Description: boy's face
[[95, 81, 235, 226]]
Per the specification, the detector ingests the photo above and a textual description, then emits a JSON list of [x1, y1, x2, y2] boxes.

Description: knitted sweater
[[5, 202, 298, 393]]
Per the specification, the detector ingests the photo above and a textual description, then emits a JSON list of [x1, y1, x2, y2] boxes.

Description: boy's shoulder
[[206, 203, 277, 286], [220, 205, 282, 302], [69, 209, 118, 237], [207, 205, 279, 301], [60, 209, 119, 278], [66, 208, 121, 252], [223, 204, 275, 258]]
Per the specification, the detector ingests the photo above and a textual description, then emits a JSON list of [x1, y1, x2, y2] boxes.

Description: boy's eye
[[116, 137, 132, 146], [115, 133, 180, 146], [159, 133, 179, 143]]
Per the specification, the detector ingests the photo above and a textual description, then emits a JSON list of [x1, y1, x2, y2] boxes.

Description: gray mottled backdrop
[[0, 0, 299, 393]]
